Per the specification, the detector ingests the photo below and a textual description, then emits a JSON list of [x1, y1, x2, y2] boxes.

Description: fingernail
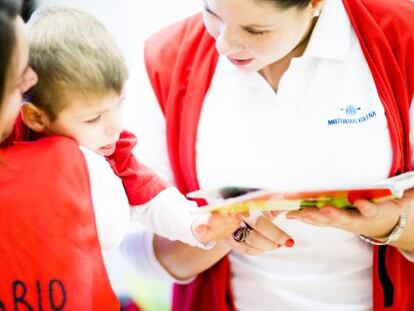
[[276, 244, 281, 248], [285, 239, 295, 247]]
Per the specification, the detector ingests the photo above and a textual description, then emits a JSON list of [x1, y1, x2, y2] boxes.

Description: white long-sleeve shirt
[[81, 146, 211, 250], [79, 147, 207, 283]]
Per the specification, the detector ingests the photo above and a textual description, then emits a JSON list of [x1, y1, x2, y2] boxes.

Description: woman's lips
[[227, 56, 254, 66]]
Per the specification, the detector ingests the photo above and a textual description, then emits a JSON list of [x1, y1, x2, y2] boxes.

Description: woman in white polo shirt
[[126, 0, 414, 310]]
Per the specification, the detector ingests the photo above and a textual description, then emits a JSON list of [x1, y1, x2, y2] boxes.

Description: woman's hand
[[224, 212, 295, 255], [192, 212, 243, 244], [286, 188, 414, 250], [152, 212, 295, 280]]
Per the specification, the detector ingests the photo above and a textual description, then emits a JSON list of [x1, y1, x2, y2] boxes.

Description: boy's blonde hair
[[28, 6, 128, 120]]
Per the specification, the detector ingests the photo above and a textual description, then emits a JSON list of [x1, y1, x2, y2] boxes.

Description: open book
[[187, 171, 414, 215]]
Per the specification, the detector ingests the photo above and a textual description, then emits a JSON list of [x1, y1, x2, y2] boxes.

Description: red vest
[[144, 0, 414, 310], [0, 137, 119, 310]]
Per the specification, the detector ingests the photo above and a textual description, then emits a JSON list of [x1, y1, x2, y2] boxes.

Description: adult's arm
[[120, 229, 228, 282], [121, 211, 294, 282]]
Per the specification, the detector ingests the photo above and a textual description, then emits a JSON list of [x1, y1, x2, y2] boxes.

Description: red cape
[[0, 137, 119, 310]]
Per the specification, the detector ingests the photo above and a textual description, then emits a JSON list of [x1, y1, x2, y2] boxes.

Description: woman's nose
[[215, 26, 242, 56]]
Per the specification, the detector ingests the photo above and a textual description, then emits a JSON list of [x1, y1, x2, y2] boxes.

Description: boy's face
[[47, 93, 124, 156]]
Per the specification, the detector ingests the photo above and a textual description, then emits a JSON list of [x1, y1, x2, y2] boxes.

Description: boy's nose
[[106, 113, 123, 137]]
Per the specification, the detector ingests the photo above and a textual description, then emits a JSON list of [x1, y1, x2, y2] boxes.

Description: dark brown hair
[[0, 0, 22, 107], [259, 0, 311, 9]]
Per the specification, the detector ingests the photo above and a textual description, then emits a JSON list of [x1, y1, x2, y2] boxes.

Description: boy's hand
[[192, 212, 243, 244]]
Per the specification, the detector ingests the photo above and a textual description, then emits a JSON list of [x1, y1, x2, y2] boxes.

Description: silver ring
[[232, 226, 251, 243]]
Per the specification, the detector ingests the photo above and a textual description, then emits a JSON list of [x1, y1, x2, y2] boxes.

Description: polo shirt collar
[[304, 0, 352, 61]]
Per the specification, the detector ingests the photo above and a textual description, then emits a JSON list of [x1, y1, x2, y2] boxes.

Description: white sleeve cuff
[[119, 229, 195, 284], [131, 187, 215, 250]]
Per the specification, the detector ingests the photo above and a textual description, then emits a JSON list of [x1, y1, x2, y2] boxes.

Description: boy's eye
[[204, 7, 218, 18], [244, 28, 268, 36], [85, 114, 101, 124]]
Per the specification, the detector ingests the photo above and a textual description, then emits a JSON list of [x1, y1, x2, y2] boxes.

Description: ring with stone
[[232, 225, 251, 243]]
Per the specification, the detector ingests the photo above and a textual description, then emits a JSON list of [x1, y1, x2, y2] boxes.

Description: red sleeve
[[105, 130, 168, 206]]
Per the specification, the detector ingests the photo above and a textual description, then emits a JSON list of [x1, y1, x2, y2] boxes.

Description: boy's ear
[[20, 103, 51, 133]]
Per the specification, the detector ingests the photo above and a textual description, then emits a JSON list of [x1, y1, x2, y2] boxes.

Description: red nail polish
[[276, 244, 281, 248], [285, 239, 295, 247]]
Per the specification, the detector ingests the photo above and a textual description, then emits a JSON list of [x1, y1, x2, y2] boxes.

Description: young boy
[[21, 7, 241, 250]]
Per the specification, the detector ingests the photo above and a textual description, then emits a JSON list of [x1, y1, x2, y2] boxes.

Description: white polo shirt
[[197, 0, 389, 310]]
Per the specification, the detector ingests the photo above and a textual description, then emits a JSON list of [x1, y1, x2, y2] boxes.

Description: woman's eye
[[85, 115, 101, 124], [244, 28, 268, 36]]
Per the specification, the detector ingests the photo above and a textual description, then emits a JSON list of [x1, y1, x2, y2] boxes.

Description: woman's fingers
[[354, 199, 381, 218], [262, 210, 280, 220], [192, 212, 242, 243], [245, 215, 294, 248], [242, 228, 280, 251], [225, 236, 265, 256], [226, 214, 295, 255]]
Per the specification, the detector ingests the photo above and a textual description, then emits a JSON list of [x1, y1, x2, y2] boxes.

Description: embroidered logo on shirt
[[342, 105, 361, 116], [328, 105, 376, 126]]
